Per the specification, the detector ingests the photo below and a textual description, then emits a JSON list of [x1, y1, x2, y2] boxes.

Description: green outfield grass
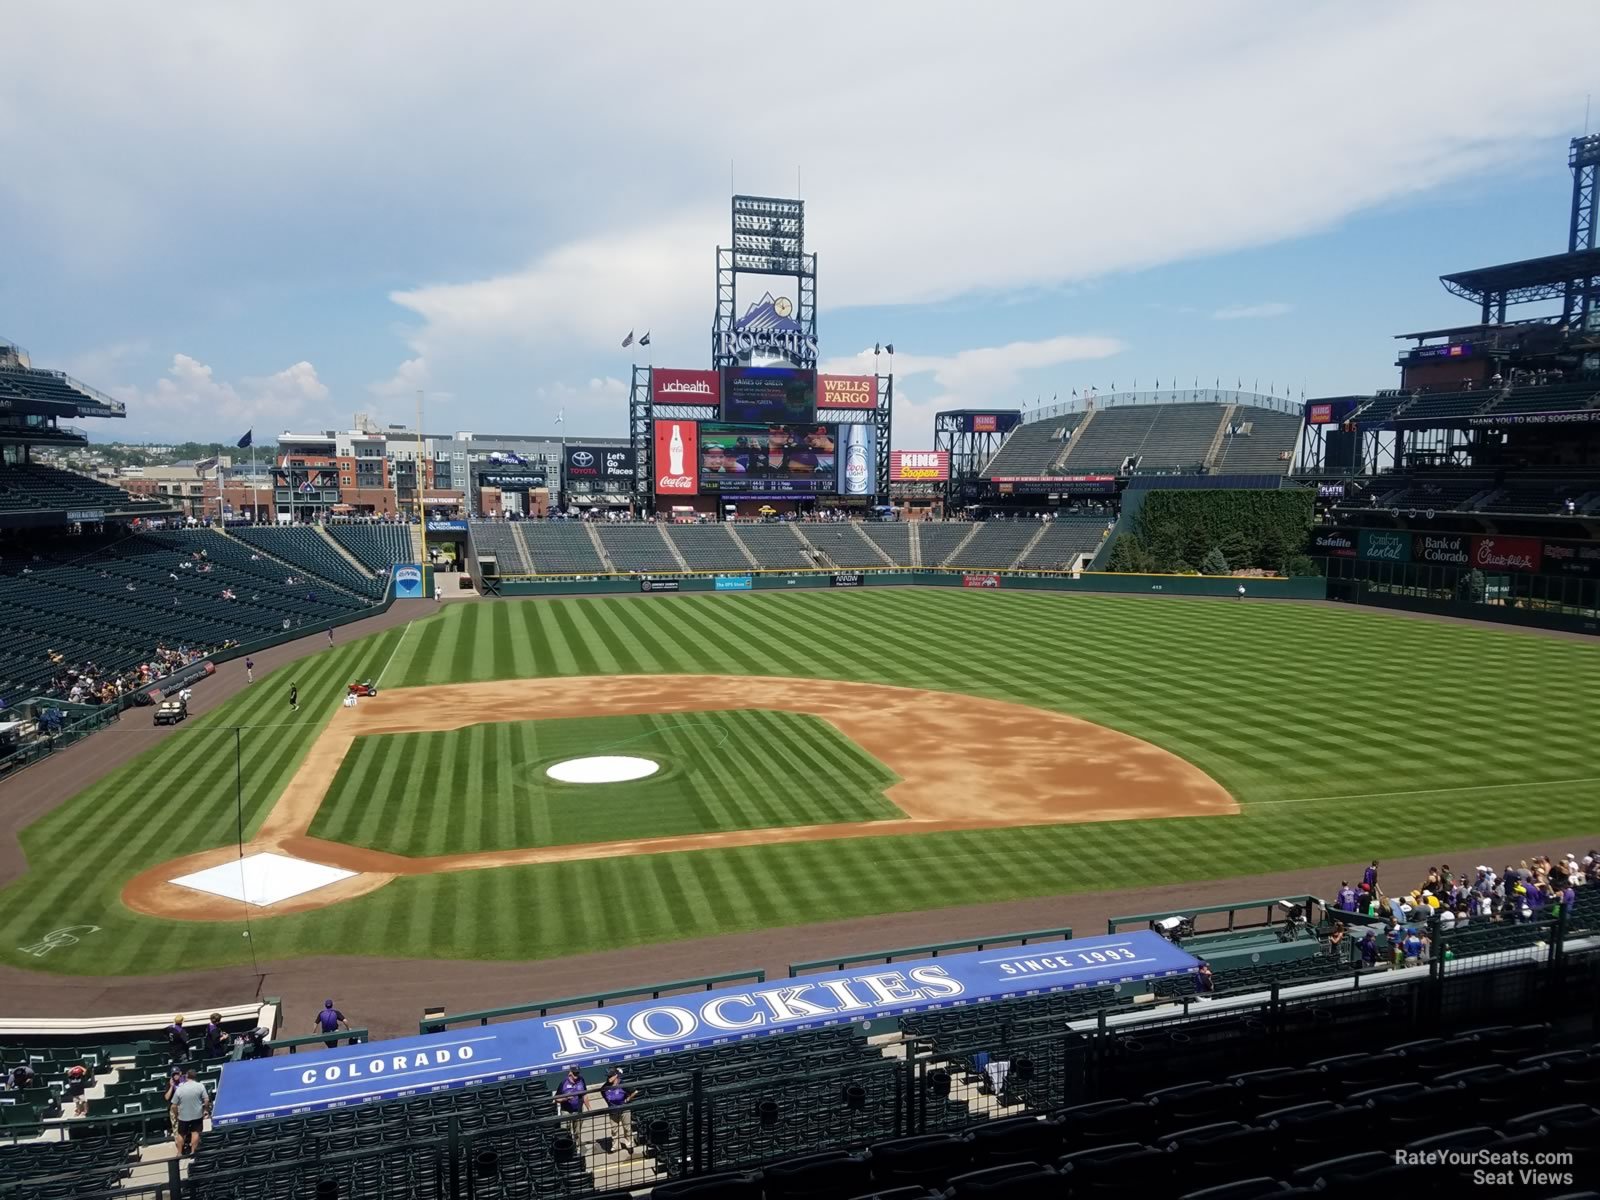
[[310, 710, 902, 856], [1, 589, 1597, 977]]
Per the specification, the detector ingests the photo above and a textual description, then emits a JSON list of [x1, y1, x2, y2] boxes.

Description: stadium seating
[[1054, 406, 1166, 471], [666, 525, 754, 572], [229, 526, 385, 598], [0, 463, 159, 515], [1392, 389, 1492, 423], [1484, 381, 1600, 415], [521, 522, 607, 573], [1348, 390, 1416, 426], [1016, 517, 1108, 570], [730, 524, 815, 569], [982, 417, 1084, 477], [1125, 404, 1232, 474], [916, 523, 976, 567], [597, 525, 683, 572], [945, 522, 1039, 569], [858, 523, 913, 566], [326, 524, 414, 573], [811, 524, 893, 568], [1210, 409, 1303, 475], [468, 520, 529, 574]]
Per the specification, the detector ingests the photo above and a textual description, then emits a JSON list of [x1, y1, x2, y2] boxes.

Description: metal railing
[[420, 970, 768, 1034], [788, 927, 1074, 977]]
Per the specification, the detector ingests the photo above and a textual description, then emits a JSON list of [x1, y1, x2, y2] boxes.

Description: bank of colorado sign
[[210, 932, 1195, 1125], [890, 451, 951, 482]]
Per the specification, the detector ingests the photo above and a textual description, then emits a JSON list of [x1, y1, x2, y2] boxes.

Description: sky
[[3, 2, 1598, 449]]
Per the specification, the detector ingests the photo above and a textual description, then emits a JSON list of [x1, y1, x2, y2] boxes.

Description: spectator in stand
[[1363, 861, 1379, 891], [1335, 881, 1357, 912], [166, 1015, 190, 1063], [598, 1068, 638, 1154], [1194, 960, 1214, 997], [9, 1063, 36, 1091], [1358, 930, 1380, 969], [203, 1013, 228, 1060], [1402, 927, 1423, 966], [171, 1069, 211, 1157]]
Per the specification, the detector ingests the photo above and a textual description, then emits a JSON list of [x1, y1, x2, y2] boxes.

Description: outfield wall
[[490, 568, 1327, 601]]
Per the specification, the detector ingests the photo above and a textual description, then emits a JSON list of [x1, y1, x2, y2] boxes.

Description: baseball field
[[2, 588, 1597, 977]]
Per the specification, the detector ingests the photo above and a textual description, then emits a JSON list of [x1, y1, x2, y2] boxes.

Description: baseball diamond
[[1, 588, 1596, 978]]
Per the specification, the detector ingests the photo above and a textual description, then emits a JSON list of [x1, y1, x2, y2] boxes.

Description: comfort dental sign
[[212, 932, 1192, 1124]]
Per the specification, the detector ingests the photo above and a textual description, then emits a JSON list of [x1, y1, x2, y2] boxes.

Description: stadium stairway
[[653, 526, 694, 573], [224, 528, 383, 601], [316, 528, 373, 577], [786, 524, 830, 567], [908, 523, 922, 566], [586, 524, 617, 572], [1011, 523, 1050, 569]]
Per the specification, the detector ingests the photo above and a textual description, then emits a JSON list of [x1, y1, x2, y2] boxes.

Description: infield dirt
[[123, 675, 1235, 920]]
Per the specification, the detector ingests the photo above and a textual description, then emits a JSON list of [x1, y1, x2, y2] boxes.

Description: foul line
[[1247, 775, 1600, 809], [374, 621, 412, 687]]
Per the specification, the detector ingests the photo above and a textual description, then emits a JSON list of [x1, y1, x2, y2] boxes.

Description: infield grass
[[2, 589, 1597, 976], [311, 711, 902, 856]]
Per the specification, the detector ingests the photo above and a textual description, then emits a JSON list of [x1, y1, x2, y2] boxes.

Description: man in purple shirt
[[556, 1067, 587, 1115], [1335, 882, 1357, 912], [1362, 861, 1379, 890]]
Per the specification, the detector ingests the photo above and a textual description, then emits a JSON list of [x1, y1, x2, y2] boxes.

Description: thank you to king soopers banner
[[816, 375, 876, 410], [210, 932, 1196, 1125]]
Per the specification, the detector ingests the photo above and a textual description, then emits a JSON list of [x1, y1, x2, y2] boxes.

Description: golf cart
[[154, 697, 188, 726], [347, 680, 379, 698]]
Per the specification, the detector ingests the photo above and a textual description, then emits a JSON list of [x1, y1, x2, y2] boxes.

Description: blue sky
[[2, 2, 1597, 448]]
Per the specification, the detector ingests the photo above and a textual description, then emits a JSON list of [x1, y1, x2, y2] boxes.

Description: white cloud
[[114, 354, 328, 438], [1212, 302, 1294, 321], [822, 334, 1123, 447], [368, 356, 431, 398]]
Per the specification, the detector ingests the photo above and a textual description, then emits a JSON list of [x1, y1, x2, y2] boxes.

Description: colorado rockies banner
[[211, 931, 1196, 1125]]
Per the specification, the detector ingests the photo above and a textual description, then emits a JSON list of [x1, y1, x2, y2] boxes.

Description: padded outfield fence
[[18, 928, 1599, 1200]]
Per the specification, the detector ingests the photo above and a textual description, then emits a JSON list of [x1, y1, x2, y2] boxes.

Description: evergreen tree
[[1200, 547, 1230, 575]]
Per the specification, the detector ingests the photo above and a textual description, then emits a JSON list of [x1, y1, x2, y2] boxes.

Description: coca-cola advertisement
[[835, 422, 876, 496], [651, 368, 720, 407], [1471, 535, 1543, 574], [1413, 532, 1471, 566], [816, 374, 877, 410], [652, 420, 699, 495]]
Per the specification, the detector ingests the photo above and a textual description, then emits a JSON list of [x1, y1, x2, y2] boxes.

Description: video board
[[699, 422, 836, 494], [721, 368, 816, 424]]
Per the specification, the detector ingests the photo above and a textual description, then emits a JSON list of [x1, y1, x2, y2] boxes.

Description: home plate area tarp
[[212, 930, 1197, 1125]]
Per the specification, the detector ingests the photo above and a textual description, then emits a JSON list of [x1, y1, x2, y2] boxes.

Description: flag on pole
[[639, 332, 651, 347], [555, 408, 565, 426], [621, 331, 634, 348], [236, 430, 252, 449]]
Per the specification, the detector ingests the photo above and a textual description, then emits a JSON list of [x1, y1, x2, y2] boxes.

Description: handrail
[[268, 1028, 370, 1053], [420, 969, 768, 1034], [1109, 895, 1322, 934], [493, 564, 1287, 583], [788, 927, 1074, 977]]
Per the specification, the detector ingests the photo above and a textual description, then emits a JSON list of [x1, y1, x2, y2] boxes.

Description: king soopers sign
[[211, 932, 1195, 1124]]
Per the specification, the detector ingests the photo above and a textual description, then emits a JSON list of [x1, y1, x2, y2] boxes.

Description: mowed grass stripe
[[4, 591, 1599, 976]]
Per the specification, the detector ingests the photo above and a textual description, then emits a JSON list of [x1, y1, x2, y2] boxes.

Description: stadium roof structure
[[1440, 248, 1600, 322]]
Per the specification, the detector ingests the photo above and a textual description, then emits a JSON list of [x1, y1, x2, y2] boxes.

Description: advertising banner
[[714, 575, 753, 591], [890, 451, 951, 482], [831, 573, 865, 587], [425, 520, 469, 533], [1310, 528, 1357, 558], [699, 423, 836, 495], [653, 420, 699, 496], [837, 423, 876, 496], [1358, 529, 1411, 563], [1305, 398, 1358, 426], [640, 579, 681, 592], [1468, 410, 1600, 427], [1471, 535, 1543, 574], [966, 413, 1022, 435], [1316, 482, 1345, 500], [393, 565, 424, 598], [816, 374, 876, 410], [1413, 532, 1471, 567], [651, 369, 720, 408], [478, 472, 548, 490], [565, 445, 636, 482], [210, 931, 1195, 1125], [722, 368, 816, 424], [962, 573, 1002, 588], [1542, 540, 1600, 577]]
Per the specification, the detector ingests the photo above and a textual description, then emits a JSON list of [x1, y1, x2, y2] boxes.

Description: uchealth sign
[[889, 451, 951, 482], [651, 368, 720, 407], [209, 931, 1195, 1124], [653, 420, 698, 495], [817, 374, 876, 410]]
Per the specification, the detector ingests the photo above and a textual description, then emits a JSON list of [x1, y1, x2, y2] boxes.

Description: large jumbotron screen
[[698, 423, 837, 494], [721, 367, 816, 424]]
